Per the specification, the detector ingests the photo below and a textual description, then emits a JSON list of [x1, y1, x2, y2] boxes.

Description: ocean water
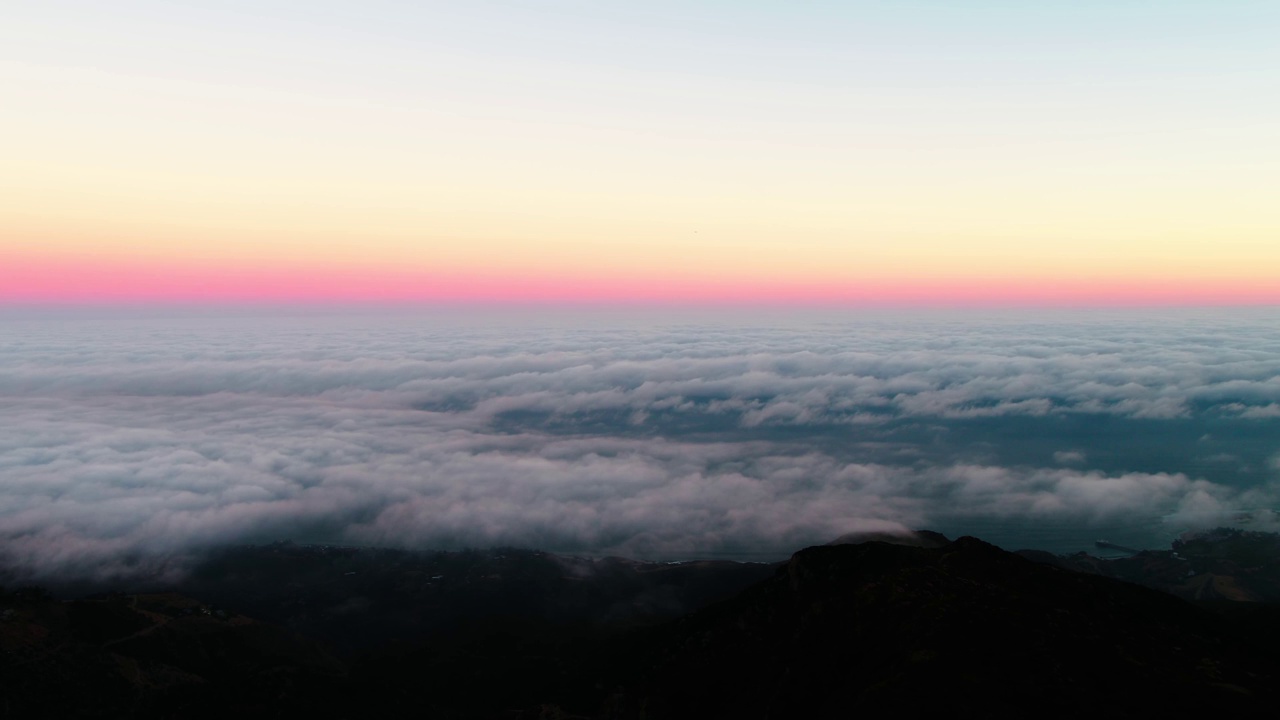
[[1, 305, 1278, 578]]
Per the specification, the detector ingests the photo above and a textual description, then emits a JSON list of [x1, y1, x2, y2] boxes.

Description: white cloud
[[1053, 450, 1086, 465], [1, 307, 1278, 579]]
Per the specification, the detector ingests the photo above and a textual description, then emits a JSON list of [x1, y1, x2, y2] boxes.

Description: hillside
[[5, 533, 1280, 718], [603, 537, 1280, 718]]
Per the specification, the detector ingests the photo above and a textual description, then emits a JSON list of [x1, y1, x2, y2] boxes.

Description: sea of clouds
[[2, 306, 1278, 580]]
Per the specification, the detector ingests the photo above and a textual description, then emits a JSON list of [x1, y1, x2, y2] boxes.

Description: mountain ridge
[[5, 531, 1280, 718]]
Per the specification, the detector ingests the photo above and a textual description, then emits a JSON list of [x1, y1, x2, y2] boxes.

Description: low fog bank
[[2, 307, 1278, 582]]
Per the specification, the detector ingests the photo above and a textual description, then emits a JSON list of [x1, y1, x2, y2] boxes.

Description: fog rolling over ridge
[[2, 306, 1278, 581]]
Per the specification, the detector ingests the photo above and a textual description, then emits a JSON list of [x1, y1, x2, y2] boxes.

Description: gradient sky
[[3, 1, 1278, 304]]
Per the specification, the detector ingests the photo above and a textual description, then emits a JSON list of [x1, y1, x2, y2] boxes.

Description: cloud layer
[[1, 307, 1278, 579]]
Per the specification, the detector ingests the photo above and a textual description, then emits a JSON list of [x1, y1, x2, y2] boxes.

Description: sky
[[2, 4, 1279, 583], [3, 307, 1279, 580], [3, 1, 1279, 305]]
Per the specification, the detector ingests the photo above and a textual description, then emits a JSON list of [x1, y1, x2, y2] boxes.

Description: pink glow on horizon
[[3, 257, 1278, 307]]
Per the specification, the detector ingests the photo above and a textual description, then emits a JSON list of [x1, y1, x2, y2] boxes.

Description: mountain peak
[[826, 528, 951, 548], [615, 536, 1280, 718]]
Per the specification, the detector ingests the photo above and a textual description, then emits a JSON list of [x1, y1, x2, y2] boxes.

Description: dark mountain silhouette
[[603, 536, 1280, 718], [0, 588, 342, 719], [1020, 527, 1280, 602], [176, 544, 778, 656], [4, 532, 1280, 718], [827, 528, 951, 548]]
